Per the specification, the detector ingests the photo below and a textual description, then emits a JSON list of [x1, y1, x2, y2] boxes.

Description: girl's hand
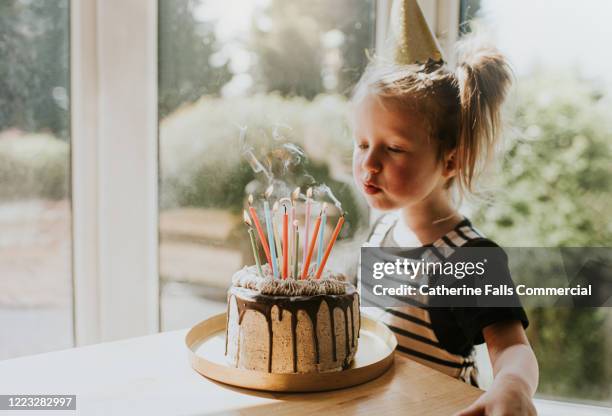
[[454, 374, 537, 416], [455, 320, 539, 415]]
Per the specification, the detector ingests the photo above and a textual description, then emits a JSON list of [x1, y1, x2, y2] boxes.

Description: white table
[[0, 327, 486, 416], [1, 328, 608, 416]]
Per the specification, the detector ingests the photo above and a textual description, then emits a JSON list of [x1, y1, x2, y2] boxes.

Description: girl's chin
[[364, 194, 398, 211]]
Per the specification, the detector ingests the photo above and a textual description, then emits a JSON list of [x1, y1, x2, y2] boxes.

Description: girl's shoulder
[[431, 217, 493, 249], [365, 212, 503, 252]]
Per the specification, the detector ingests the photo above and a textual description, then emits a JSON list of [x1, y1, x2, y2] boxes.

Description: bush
[[159, 93, 367, 236], [0, 132, 69, 200], [473, 72, 612, 403], [473, 73, 612, 246]]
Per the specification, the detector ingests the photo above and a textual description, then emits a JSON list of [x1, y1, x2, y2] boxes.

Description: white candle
[[302, 187, 313, 265]]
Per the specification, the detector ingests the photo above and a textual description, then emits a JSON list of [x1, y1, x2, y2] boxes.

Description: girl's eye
[[387, 146, 405, 153], [357, 143, 368, 150]]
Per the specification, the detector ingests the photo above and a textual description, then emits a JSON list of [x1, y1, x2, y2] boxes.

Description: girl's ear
[[442, 149, 457, 179]]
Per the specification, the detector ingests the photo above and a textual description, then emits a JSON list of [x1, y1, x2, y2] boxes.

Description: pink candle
[[282, 206, 288, 279], [290, 187, 299, 277]]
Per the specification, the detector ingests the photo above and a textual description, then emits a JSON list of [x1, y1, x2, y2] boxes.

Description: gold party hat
[[385, 0, 444, 65]]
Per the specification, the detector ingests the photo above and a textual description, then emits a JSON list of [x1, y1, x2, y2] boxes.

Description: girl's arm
[[455, 320, 538, 416]]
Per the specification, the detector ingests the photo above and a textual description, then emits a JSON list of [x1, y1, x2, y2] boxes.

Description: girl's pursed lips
[[363, 181, 382, 195]]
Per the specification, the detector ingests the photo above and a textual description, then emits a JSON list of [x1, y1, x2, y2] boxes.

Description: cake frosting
[[225, 265, 360, 373]]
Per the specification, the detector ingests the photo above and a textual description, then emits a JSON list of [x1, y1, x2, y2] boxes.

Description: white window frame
[[71, 0, 159, 345], [70, 0, 456, 345]]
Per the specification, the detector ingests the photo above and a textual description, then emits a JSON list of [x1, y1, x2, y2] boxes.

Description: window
[[462, 0, 612, 407], [158, 0, 375, 330], [0, 0, 72, 359]]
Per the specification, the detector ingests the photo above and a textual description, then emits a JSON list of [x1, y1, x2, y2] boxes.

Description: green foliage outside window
[[0, 0, 69, 139], [159, 93, 365, 238], [473, 73, 612, 403]]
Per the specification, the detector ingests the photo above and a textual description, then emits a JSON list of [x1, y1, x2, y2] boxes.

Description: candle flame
[[248, 194, 254, 205], [321, 202, 328, 215], [243, 209, 252, 226], [293, 219, 299, 227], [306, 187, 313, 198], [273, 201, 279, 211], [265, 185, 274, 199], [292, 187, 301, 201]]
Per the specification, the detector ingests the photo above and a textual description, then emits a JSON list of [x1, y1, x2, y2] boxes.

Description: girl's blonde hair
[[351, 34, 513, 198]]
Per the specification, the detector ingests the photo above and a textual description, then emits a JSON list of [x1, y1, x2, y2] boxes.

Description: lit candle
[[282, 206, 288, 279], [264, 187, 279, 279], [316, 203, 327, 269], [248, 194, 272, 267], [272, 201, 282, 271], [301, 207, 322, 280], [290, 187, 300, 277], [315, 215, 345, 279], [302, 187, 313, 265], [293, 220, 299, 279], [243, 210, 263, 276]]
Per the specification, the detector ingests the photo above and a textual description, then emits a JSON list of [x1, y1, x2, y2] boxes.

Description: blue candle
[[316, 204, 326, 268], [264, 200, 279, 279]]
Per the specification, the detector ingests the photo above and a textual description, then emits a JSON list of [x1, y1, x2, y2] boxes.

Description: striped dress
[[362, 213, 494, 386]]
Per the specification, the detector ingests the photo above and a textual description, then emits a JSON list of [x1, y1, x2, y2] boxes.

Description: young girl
[[351, 37, 539, 416]]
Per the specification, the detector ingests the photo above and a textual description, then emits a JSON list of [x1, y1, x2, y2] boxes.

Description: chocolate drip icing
[[328, 304, 337, 362], [343, 304, 349, 355], [348, 303, 355, 348], [304, 307, 320, 364], [227, 286, 358, 373], [290, 312, 298, 372]]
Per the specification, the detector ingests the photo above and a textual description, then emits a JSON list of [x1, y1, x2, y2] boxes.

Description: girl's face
[[352, 94, 450, 211]]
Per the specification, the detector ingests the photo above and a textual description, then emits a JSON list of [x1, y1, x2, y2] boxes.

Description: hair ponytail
[[453, 35, 513, 195]]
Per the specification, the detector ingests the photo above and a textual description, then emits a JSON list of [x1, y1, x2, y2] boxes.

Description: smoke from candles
[[239, 125, 353, 278], [240, 125, 344, 215]]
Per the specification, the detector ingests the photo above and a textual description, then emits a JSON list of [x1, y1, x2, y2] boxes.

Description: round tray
[[186, 312, 397, 392]]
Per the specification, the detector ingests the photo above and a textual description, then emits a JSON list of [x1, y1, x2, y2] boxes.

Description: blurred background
[[0, 0, 610, 408]]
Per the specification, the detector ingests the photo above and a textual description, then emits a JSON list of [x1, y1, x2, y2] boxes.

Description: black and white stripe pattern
[[363, 213, 483, 386]]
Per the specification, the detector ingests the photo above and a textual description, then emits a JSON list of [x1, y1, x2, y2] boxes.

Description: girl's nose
[[363, 150, 382, 174]]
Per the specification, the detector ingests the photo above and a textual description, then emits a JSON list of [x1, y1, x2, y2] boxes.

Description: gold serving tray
[[186, 312, 397, 392]]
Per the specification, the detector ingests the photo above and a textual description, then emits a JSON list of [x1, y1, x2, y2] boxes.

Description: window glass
[[0, 0, 72, 359], [463, 0, 612, 406], [158, 0, 375, 330]]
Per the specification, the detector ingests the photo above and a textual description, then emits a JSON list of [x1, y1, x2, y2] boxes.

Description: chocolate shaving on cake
[[232, 265, 348, 296]]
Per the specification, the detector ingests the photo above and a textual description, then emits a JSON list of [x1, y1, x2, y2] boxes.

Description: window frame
[[71, 0, 159, 345]]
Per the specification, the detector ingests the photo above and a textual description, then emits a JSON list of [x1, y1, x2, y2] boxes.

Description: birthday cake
[[225, 265, 360, 373]]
